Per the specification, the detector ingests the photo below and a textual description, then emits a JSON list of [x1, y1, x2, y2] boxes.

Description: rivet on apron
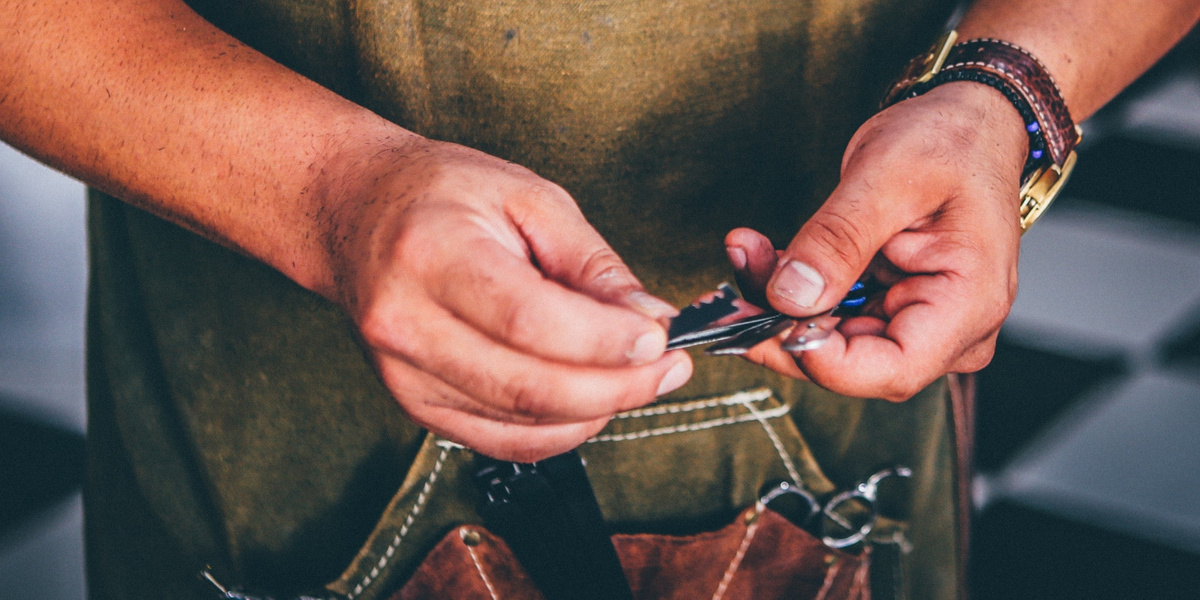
[[460, 527, 483, 547]]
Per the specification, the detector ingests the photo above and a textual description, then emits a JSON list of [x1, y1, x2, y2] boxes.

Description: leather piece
[[392, 510, 869, 600], [947, 373, 976, 600], [393, 527, 542, 600]]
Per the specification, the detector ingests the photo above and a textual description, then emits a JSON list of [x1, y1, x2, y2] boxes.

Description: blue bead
[[1026, 122, 1040, 133], [1031, 149, 1044, 160]]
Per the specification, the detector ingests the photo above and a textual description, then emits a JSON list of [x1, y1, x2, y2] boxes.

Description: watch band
[[882, 31, 1082, 232]]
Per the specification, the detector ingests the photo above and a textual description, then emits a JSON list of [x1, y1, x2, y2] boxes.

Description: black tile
[[970, 500, 1200, 600], [974, 337, 1125, 472], [1159, 302, 1200, 371], [0, 404, 85, 537], [1064, 138, 1200, 227]]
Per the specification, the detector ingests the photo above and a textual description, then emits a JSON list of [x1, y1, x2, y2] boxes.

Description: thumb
[[768, 182, 908, 315]]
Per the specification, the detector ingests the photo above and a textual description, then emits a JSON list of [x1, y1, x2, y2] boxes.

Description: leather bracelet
[[881, 31, 1082, 232], [912, 68, 1049, 180]]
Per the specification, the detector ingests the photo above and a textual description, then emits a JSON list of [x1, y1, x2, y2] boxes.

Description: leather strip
[[946, 373, 976, 600], [938, 39, 1078, 167]]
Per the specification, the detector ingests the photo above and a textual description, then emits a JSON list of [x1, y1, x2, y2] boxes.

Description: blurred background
[[1, 26, 1198, 600]]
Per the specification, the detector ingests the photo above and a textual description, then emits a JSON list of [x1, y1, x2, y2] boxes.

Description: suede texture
[[84, 1, 962, 599], [394, 509, 868, 600]]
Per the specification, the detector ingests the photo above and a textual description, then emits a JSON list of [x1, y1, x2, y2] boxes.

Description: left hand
[[725, 81, 1029, 401]]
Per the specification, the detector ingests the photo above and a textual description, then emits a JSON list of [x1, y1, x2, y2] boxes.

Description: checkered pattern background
[[2, 29, 1198, 600]]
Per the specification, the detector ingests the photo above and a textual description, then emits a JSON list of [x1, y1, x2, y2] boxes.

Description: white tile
[[993, 371, 1200, 553], [1121, 73, 1200, 149], [1005, 202, 1200, 359], [0, 141, 88, 353], [0, 348, 86, 433], [0, 143, 87, 432]]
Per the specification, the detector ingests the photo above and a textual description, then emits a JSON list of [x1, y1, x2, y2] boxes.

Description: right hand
[[322, 138, 692, 462]]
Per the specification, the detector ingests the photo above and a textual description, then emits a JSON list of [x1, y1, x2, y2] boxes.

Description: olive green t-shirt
[[85, 1, 961, 598]]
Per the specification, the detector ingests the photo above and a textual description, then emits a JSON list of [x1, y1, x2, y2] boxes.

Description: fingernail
[[726, 245, 747, 270], [773, 260, 824, 309], [656, 359, 692, 396], [627, 331, 665, 365], [628, 291, 680, 319]]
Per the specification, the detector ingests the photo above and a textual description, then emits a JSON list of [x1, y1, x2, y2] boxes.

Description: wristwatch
[[882, 30, 1082, 233]]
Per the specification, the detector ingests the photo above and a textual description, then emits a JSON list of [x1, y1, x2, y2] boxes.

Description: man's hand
[[323, 139, 692, 461], [725, 82, 1026, 400]]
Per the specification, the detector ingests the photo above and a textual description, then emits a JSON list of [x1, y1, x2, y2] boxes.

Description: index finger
[[427, 231, 671, 368]]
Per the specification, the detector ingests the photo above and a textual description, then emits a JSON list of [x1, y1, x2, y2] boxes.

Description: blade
[[666, 311, 784, 350], [666, 283, 740, 341], [705, 316, 796, 355]]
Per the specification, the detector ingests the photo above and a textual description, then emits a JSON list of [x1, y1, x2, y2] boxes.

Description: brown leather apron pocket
[[325, 388, 921, 600], [393, 506, 868, 600]]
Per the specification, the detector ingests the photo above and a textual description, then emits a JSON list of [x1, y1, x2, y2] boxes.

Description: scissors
[[757, 466, 913, 549]]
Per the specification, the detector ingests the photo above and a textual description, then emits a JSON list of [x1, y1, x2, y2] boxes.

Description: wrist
[[925, 81, 1030, 172], [297, 115, 426, 302], [882, 31, 1080, 233]]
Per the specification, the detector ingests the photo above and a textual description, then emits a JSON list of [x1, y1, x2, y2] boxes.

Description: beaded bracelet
[[900, 68, 1049, 182], [881, 31, 1082, 232]]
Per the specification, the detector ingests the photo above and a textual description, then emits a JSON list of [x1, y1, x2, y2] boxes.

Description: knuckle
[[513, 181, 576, 216], [357, 302, 395, 349], [958, 346, 996, 373], [500, 372, 551, 417], [496, 299, 539, 349], [880, 373, 925, 402], [807, 211, 872, 270], [578, 247, 636, 289]]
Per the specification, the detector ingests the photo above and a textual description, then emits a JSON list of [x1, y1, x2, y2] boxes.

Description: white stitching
[[610, 389, 772, 419], [586, 404, 791, 443], [463, 530, 501, 600], [710, 509, 762, 600], [344, 393, 790, 597], [967, 38, 1058, 85], [436, 439, 466, 450], [813, 559, 842, 600], [348, 446, 450, 599], [741, 396, 803, 487]]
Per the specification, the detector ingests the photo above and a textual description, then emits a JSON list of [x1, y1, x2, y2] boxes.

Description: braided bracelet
[[881, 31, 1082, 232]]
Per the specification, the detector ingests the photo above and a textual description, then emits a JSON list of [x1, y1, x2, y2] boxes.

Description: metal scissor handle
[[757, 465, 912, 550]]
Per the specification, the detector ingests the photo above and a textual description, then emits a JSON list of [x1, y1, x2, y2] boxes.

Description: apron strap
[[947, 373, 976, 600]]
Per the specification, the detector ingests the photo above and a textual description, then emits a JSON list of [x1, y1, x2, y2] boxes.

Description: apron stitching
[[611, 388, 772, 419], [813, 560, 842, 600], [348, 445, 450, 599], [464, 533, 501, 600], [710, 508, 762, 600], [741, 397, 803, 486], [586, 404, 791, 443]]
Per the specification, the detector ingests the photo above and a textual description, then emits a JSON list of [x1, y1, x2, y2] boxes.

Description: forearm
[[0, 0, 415, 296], [959, 0, 1200, 121]]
